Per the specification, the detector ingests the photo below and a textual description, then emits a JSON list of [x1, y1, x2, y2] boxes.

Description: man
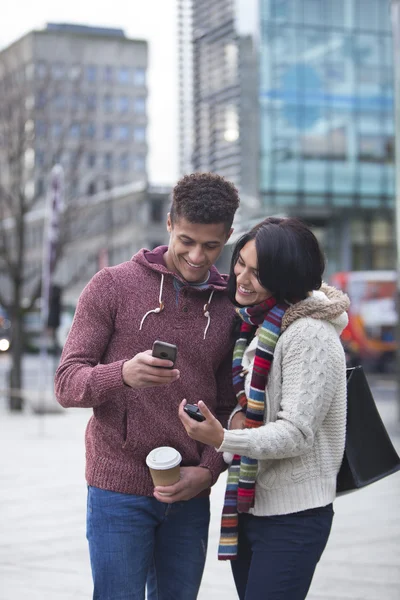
[[55, 172, 240, 600]]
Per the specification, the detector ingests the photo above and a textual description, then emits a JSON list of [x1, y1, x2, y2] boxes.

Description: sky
[[0, 0, 179, 186]]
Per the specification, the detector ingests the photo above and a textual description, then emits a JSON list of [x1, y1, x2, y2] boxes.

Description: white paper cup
[[146, 447, 182, 492]]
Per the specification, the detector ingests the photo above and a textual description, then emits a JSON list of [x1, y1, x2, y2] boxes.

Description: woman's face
[[234, 240, 272, 306]]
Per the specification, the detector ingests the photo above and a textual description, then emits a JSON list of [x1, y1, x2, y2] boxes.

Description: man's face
[[164, 215, 232, 283]]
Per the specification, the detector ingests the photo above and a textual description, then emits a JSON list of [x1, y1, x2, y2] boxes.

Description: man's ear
[[166, 213, 172, 234]]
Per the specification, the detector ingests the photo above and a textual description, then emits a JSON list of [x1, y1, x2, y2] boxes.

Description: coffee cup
[[146, 446, 182, 493]]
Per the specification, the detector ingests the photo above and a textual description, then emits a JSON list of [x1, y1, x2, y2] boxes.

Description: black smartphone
[[151, 340, 178, 368], [183, 404, 206, 422]]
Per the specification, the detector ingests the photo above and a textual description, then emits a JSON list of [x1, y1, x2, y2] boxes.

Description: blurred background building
[[0, 22, 148, 204], [182, 0, 395, 275]]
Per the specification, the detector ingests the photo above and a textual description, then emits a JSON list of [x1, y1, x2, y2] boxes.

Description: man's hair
[[170, 172, 240, 231], [227, 217, 326, 304]]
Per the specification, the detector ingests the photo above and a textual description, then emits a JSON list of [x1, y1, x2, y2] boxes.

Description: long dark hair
[[227, 217, 325, 304]]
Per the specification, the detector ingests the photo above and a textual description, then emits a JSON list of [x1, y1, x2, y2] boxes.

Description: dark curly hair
[[170, 172, 240, 231]]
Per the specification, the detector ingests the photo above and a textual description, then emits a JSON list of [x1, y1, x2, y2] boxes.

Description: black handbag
[[336, 365, 400, 494]]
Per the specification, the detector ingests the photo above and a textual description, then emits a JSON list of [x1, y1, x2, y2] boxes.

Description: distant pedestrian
[[179, 217, 350, 600], [55, 173, 240, 600]]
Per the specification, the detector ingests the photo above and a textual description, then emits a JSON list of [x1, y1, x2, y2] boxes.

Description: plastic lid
[[146, 446, 182, 470]]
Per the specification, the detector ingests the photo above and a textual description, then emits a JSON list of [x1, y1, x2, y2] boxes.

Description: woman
[[179, 217, 349, 600]]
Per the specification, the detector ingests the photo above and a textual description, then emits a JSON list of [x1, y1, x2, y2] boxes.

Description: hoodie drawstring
[[203, 290, 214, 339], [139, 274, 215, 339], [139, 274, 165, 330]]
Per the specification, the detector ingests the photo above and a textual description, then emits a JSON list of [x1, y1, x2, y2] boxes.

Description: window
[[35, 150, 45, 167], [134, 155, 146, 172], [36, 178, 45, 197], [86, 65, 97, 83], [86, 123, 96, 139], [35, 120, 47, 139], [118, 67, 130, 84], [119, 152, 130, 171], [86, 93, 97, 111], [104, 152, 113, 169], [36, 91, 46, 109], [88, 153, 96, 168], [134, 97, 146, 114], [133, 126, 146, 142], [104, 65, 113, 83], [52, 121, 62, 138], [71, 93, 82, 111], [36, 62, 47, 79], [70, 123, 81, 139], [87, 182, 96, 196], [53, 93, 66, 110], [134, 67, 146, 86], [118, 95, 130, 113], [52, 62, 65, 79], [103, 95, 113, 113], [118, 124, 130, 141], [358, 135, 394, 163], [69, 64, 81, 80], [25, 63, 34, 81], [104, 124, 113, 140]]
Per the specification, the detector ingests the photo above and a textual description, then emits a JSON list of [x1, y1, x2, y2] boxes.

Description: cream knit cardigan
[[218, 284, 350, 516]]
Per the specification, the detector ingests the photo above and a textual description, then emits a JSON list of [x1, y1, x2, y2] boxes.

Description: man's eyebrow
[[179, 234, 221, 245]]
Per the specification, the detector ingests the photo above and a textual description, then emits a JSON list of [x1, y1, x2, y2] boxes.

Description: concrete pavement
[[0, 375, 399, 600]]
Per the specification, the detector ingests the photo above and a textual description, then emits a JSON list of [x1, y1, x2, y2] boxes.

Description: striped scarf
[[218, 296, 289, 560]]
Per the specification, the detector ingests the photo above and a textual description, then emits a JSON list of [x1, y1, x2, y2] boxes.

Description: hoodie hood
[[131, 246, 229, 339], [132, 246, 228, 291], [282, 283, 350, 334]]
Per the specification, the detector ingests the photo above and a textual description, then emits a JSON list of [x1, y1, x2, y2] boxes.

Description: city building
[[187, 0, 396, 273], [1, 181, 171, 309], [0, 23, 148, 204]]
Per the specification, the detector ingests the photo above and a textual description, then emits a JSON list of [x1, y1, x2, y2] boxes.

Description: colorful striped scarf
[[218, 296, 289, 560]]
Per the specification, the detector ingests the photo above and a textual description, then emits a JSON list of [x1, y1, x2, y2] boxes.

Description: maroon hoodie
[[55, 246, 237, 496]]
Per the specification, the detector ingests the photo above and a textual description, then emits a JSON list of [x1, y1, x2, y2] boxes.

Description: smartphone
[[151, 340, 178, 368], [183, 404, 206, 422]]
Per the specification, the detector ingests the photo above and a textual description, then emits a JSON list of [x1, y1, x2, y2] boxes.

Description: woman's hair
[[227, 217, 326, 304]]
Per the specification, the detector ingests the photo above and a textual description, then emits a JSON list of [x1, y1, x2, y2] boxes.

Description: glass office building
[[259, 0, 395, 270], [190, 0, 396, 271]]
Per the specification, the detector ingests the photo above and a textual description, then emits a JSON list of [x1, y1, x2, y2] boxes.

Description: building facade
[[1, 182, 171, 308], [0, 23, 148, 204], [189, 0, 396, 273]]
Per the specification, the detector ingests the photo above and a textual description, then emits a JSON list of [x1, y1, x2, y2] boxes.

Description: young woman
[[178, 217, 350, 600]]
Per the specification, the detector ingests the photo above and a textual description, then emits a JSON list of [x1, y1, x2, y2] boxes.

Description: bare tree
[[0, 52, 95, 410]]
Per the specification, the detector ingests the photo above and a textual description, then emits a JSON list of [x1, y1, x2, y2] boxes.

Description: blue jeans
[[86, 486, 210, 600], [231, 504, 334, 600]]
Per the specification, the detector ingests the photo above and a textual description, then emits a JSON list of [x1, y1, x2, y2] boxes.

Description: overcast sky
[[0, 0, 179, 185]]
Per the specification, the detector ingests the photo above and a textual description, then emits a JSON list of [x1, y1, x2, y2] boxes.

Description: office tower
[[0, 23, 148, 203]]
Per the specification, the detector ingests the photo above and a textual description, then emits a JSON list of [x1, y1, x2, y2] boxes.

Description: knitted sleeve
[[55, 269, 126, 408], [217, 319, 345, 460]]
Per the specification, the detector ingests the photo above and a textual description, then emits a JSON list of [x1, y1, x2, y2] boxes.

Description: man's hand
[[230, 411, 246, 430], [122, 350, 180, 388], [153, 466, 212, 503], [178, 400, 224, 448]]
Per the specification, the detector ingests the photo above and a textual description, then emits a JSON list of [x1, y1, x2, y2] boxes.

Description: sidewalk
[[0, 383, 399, 600]]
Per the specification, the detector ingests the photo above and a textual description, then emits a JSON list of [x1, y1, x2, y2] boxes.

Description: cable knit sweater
[[218, 284, 350, 516]]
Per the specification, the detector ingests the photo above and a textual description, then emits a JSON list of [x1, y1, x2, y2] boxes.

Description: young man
[[55, 172, 240, 600]]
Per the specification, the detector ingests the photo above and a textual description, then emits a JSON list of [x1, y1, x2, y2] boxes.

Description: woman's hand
[[178, 399, 224, 448]]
